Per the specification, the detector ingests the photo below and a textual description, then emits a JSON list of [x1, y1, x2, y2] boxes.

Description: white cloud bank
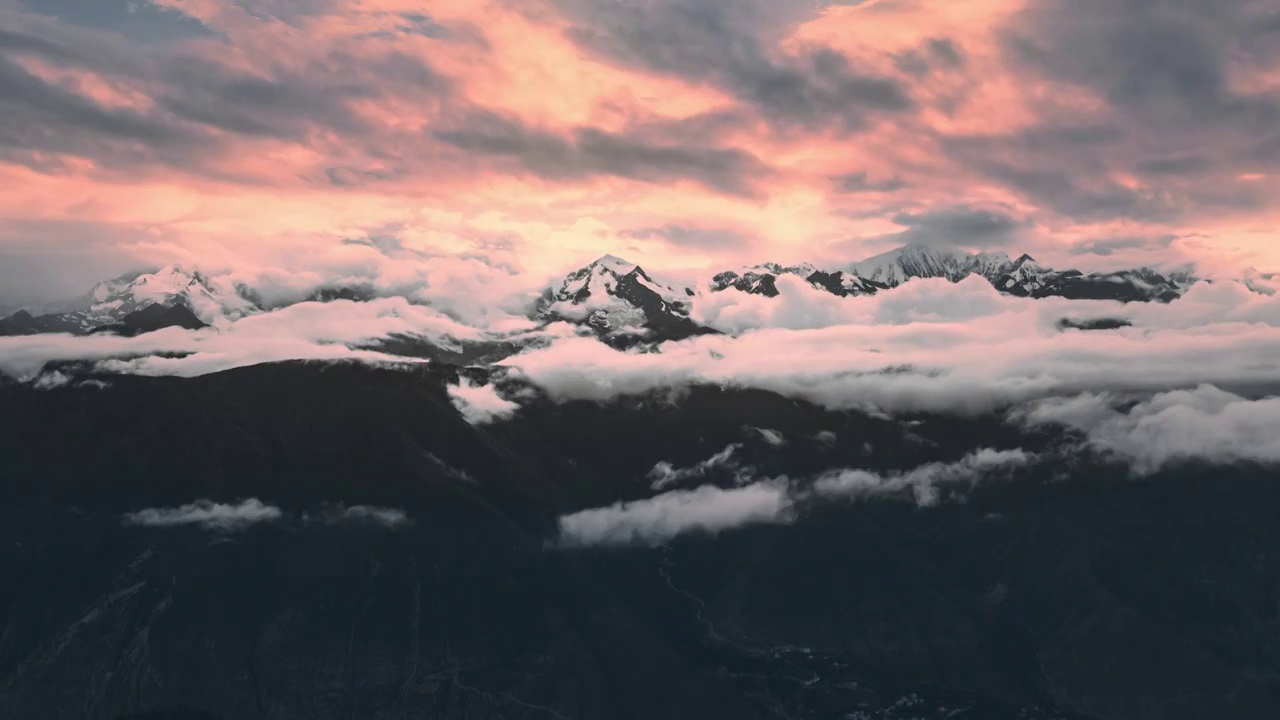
[[502, 277, 1280, 417], [1018, 385, 1280, 474], [122, 498, 282, 532], [0, 298, 480, 381]]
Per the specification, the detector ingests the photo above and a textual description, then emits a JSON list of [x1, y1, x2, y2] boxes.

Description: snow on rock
[[538, 255, 696, 335]]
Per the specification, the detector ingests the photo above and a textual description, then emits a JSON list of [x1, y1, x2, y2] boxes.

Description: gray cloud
[[0, 51, 209, 172], [0, 12, 449, 178], [927, 38, 966, 68], [1071, 234, 1177, 257], [122, 498, 282, 532], [946, 0, 1280, 221], [620, 224, 756, 251], [305, 504, 413, 528], [556, 0, 911, 134], [1135, 154, 1215, 176], [17, 0, 217, 43], [894, 37, 966, 77], [231, 0, 345, 25], [831, 171, 909, 194], [1006, 0, 1278, 130], [951, 151, 1177, 222], [435, 111, 770, 196], [881, 205, 1029, 249]]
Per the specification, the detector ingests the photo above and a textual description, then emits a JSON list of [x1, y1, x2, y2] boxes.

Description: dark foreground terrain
[[2, 362, 1279, 719]]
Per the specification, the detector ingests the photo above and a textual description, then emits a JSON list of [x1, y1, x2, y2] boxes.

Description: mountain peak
[[589, 254, 639, 276]]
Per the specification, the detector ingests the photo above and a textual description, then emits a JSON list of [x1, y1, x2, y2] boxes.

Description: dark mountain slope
[[89, 304, 210, 337], [1, 363, 1279, 719]]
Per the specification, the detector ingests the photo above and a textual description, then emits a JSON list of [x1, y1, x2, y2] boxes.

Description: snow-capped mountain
[[804, 270, 889, 297], [710, 263, 819, 297], [843, 243, 1190, 302], [850, 244, 982, 285], [0, 265, 261, 336], [535, 255, 708, 343], [77, 264, 259, 324], [0, 247, 1213, 341]]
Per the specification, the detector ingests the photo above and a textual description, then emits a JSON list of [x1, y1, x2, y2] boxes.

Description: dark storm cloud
[[434, 111, 770, 197], [926, 38, 966, 68], [17, 0, 217, 43], [0, 13, 449, 176], [926, 0, 1280, 223], [555, 0, 911, 134], [1134, 154, 1215, 176], [153, 51, 449, 141], [1071, 235, 1177, 257], [894, 37, 966, 77], [831, 171, 909, 193], [884, 206, 1028, 249], [1006, 0, 1279, 128], [620, 224, 756, 251], [977, 162, 1175, 222], [0, 53, 212, 172], [232, 0, 345, 25]]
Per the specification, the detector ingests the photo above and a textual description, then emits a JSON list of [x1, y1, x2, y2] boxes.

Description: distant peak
[[589, 254, 639, 275]]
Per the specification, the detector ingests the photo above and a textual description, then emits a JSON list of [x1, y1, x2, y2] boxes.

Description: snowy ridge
[[82, 265, 260, 326], [539, 254, 695, 334], [710, 262, 820, 297], [1, 265, 263, 336], [1, 246, 1214, 344]]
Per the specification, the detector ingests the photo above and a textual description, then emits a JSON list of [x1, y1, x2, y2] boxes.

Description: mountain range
[[0, 244, 1202, 341], [540, 244, 1198, 342]]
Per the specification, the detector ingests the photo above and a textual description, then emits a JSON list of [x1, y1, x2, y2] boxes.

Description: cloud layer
[[503, 276, 1280, 418]]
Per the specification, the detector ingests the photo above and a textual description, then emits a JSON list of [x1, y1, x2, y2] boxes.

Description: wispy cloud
[[647, 443, 743, 490], [813, 448, 1036, 506], [557, 479, 795, 547], [304, 504, 413, 528], [122, 498, 282, 532], [122, 499, 413, 532]]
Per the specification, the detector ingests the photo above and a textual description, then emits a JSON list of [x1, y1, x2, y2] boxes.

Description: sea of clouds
[[8, 270, 1280, 546]]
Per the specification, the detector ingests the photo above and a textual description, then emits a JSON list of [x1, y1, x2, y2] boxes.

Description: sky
[[1, 0, 1279, 305]]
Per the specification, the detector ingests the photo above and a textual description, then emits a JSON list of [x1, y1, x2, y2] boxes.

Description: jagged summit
[[589, 254, 639, 275], [711, 262, 821, 297], [537, 255, 707, 344], [0, 264, 261, 337]]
